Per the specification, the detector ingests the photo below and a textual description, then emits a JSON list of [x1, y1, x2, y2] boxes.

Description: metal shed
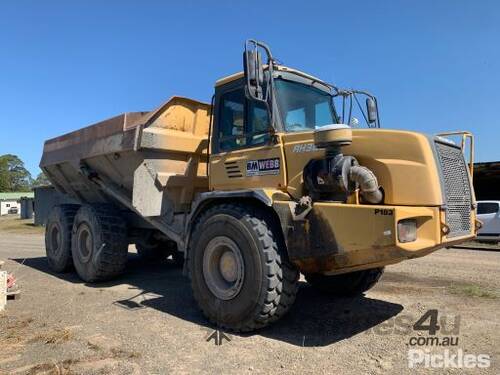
[[33, 186, 78, 226], [473, 161, 500, 200]]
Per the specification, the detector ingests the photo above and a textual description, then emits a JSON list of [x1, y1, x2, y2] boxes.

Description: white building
[[0, 192, 34, 216]]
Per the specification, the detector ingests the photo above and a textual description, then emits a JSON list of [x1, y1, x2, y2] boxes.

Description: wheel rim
[[49, 223, 62, 255], [203, 236, 244, 300], [76, 223, 93, 263]]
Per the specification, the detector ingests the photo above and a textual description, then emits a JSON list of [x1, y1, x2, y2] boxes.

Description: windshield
[[275, 78, 338, 132]]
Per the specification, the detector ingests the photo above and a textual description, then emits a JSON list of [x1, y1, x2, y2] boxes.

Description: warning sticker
[[246, 158, 280, 176]]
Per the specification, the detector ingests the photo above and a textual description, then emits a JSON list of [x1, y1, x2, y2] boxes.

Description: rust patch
[[292, 254, 340, 274], [285, 209, 342, 273]]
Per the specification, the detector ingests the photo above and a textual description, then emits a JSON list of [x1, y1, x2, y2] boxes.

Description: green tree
[[0, 154, 33, 192], [33, 171, 51, 187], [0, 157, 9, 191]]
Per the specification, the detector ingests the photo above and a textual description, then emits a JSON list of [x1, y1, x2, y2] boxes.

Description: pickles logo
[[408, 349, 490, 369], [406, 310, 491, 369], [246, 158, 280, 176]]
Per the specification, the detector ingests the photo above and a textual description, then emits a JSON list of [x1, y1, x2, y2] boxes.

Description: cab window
[[275, 78, 336, 132], [219, 90, 245, 151], [247, 99, 271, 147], [218, 88, 270, 152]]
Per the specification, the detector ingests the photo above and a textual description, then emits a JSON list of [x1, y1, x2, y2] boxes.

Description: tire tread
[[72, 205, 128, 282], [188, 203, 299, 332]]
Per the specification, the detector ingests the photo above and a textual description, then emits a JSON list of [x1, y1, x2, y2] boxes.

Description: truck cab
[[207, 41, 477, 274]]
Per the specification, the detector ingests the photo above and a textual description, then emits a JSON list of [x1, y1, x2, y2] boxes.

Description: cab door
[[209, 81, 285, 191]]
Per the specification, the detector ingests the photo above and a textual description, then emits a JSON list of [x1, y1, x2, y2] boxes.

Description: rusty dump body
[[40, 96, 211, 244]]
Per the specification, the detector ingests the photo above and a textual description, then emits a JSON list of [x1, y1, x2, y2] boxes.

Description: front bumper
[[274, 201, 476, 275]]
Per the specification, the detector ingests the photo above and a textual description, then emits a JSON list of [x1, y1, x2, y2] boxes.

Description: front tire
[[305, 267, 384, 296], [71, 205, 128, 282], [188, 204, 299, 332]]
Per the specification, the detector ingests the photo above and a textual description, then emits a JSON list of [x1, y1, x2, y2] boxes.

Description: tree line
[[0, 154, 50, 192]]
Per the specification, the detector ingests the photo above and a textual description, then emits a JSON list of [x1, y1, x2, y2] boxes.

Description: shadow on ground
[[452, 244, 500, 252], [14, 255, 403, 347]]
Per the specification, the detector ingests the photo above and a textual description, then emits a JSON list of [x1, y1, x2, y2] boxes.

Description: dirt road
[[0, 218, 499, 374]]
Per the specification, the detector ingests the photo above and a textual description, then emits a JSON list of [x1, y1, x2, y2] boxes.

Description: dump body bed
[[40, 96, 211, 221]]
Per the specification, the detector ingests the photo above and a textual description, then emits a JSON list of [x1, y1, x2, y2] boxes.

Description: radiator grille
[[434, 141, 472, 237]]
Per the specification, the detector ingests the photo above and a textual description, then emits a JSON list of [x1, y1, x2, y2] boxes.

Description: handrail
[[436, 131, 474, 181]]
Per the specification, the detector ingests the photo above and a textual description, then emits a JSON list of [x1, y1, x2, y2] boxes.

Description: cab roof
[[214, 65, 328, 88]]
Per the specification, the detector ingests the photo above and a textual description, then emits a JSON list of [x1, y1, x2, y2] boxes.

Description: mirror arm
[[245, 39, 275, 102], [349, 89, 380, 128], [331, 86, 381, 128], [374, 97, 380, 128], [353, 93, 370, 126], [244, 39, 276, 132]]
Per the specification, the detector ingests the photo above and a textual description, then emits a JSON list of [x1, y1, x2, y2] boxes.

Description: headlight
[[398, 219, 417, 243]]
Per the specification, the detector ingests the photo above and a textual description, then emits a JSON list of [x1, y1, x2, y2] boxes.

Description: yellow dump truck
[[40, 40, 477, 331]]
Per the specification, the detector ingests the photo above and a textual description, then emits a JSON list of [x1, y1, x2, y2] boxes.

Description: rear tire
[[305, 267, 384, 296], [188, 203, 299, 332], [71, 205, 128, 282], [45, 204, 79, 272]]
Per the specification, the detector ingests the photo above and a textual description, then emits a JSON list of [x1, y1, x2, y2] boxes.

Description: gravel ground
[[0, 218, 499, 374]]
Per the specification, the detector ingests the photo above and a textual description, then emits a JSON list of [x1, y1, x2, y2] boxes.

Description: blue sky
[[1, 1, 499, 176]]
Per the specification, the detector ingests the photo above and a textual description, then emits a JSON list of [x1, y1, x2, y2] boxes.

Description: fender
[[181, 189, 290, 273]]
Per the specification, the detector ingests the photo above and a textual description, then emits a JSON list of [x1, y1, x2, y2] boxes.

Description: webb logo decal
[[246, 158, 280, 176]]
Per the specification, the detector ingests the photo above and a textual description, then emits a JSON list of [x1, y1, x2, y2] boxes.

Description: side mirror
[[244, 40, 274, 103], [366, 98, 378, 124], [244, 49, 264, 100], [243, 40, 275, 130]]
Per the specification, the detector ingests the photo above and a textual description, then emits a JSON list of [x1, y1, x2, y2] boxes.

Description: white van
[[476, 201, 500, 243]]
